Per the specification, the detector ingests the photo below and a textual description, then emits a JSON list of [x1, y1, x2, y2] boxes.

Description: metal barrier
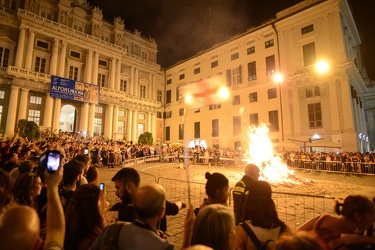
[[157, 177, 338, 233], [290, 160, 375, 175]]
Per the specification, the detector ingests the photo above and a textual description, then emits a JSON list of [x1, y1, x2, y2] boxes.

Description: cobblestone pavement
[[98, 161, 375, 249]]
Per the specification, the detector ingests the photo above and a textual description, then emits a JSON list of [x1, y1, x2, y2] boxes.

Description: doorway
[[59, 105, 77, 133]]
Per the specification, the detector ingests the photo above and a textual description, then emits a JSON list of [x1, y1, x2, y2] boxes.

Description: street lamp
[[315, 60, 330, 74], [274, 73, 284, 141]]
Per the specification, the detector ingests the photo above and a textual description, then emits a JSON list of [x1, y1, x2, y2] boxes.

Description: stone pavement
[[97, 161, 375, 249]]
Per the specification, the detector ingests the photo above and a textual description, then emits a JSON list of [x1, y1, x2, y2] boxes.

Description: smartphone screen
[[47, 151, 61, 173], [84, 148, 89, 155], [100, 183, 105, 191]]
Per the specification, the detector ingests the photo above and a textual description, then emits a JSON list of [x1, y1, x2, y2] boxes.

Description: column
[[43, 94, 53, 129], [52, 98, 61, 134], [328, 80, 341, 133], [129, 67, 134, 95], [132, 109, 138, 142], [17, 88, 30, 120], [91, 51, 99, 85], [152, 74, 157, 100], [49, 39, 59, 75], [147, 112, 152, 132], [292, 88, 301, 136], [152, 113, 157, 141], [134, 68, 139, 96], [127, 109, 133, 142], [115, 59, 121, 90], [112, 105, 119, 137], [88, 104, 95, 137], [15, 28, 26, 68], [24, 30, 35, 70], [80, 103, 89, 132], [104, 104, 113, 138], [149, 73, 153, 99], [58, 41, 67, 76], [85, 50, 93, 83], [109, 58, 116, 89], [5, 86, 20, 136]]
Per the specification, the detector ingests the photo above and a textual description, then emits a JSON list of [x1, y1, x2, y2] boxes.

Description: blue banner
[[50, 75, 99, 104]]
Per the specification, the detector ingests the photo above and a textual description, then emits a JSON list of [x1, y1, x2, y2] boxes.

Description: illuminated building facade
[[164, 0, 375, 152], [1, 0, 374, 152], [0, 0, 163, 142]]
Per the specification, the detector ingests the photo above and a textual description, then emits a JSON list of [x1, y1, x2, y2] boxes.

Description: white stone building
[[164, 0, 375, 152], [0, 0, 163, 143], [0, 0, 374, 152]]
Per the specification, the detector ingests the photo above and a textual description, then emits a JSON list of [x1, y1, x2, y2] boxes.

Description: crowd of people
[[0, 130, 374, 249]]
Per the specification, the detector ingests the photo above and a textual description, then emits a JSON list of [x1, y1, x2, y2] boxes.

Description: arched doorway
[[59, 105, 77, 133]]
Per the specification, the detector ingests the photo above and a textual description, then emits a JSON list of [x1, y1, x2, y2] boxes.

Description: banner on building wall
[[50, 75, 100, 104]]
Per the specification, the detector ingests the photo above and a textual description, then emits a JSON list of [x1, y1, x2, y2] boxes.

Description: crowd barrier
[[289, 159, 375, 175], [131, 175, 339, 238]]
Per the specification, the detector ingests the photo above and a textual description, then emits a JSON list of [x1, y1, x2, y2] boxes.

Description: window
[[268, 88, 277, 99], [194, 122, 200, 138], [231, 52, 239, 61], [211, 60, 218, 68], [233, 116, 241, 135], [167, 79, 172, 85], [250, 113, 259, 127], [138, 123, 145, 135], [179, 124, 184, 140], [166, 90, 171, 104], [179, 74, 185, 80], [157, 90, 162, 103], [118, 120, 125, 134], [4, 0, 16, 10], [157, 112, 163, 118], [99, 60, 108, 67], [176, 86, 180, 101], [233, 95, 240, 105], [120, 79, 127, 92], [212, 119, 219, 137], [139, 85, 146, 98], [34, 57, 46, 73], [165, 111, 172, 119], [40, 11, 52, 20], [249, 92, 257, 103], [98, 73, 106, 87], [308, 103, 322, 128], [30, 96, 42, 104], [179, 108, 184, 116], [0, 90, 4, 99], [138, 113, 145, 120], [247, 61, 257, 81], [226, 66, 242, 86], [194, 109, 200, 113], [301, 24, 314, 35], [265, 39, 274, 48], [303, 42, 316, 67], [306, 86, 320, 98], [266, 55, 275, 76], [36, 40, 49, 50], [247, 46, 255, 55], [73, 21, 84, 32], [95, 106, 103, 113], [28, 109, 40, 125], [94, 118, 102, 135], [0, 47, 10, 67], [70, 50, 81, 59], [268, 110, 279, 132], [194, 68, 200, 74], [69, 66, 79, 80], [209, 104, 221, 110], [118, 110, 125, 117], [165, 126, 170, 141]]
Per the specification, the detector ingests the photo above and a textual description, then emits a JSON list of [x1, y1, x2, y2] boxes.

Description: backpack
[[100, 222, 124, 250], [240, 222, 286, 250]]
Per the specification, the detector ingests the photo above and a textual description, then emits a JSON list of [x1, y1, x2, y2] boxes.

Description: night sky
[[87, 0, 375, 80]]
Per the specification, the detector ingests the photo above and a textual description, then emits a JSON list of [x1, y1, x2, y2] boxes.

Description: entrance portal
[[59, 105, 77, 133]]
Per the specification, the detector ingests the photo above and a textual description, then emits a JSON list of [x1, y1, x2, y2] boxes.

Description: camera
[[100, 183, 105, 191], [84, 148, 89, 155], [39, 150, 61, 174]]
